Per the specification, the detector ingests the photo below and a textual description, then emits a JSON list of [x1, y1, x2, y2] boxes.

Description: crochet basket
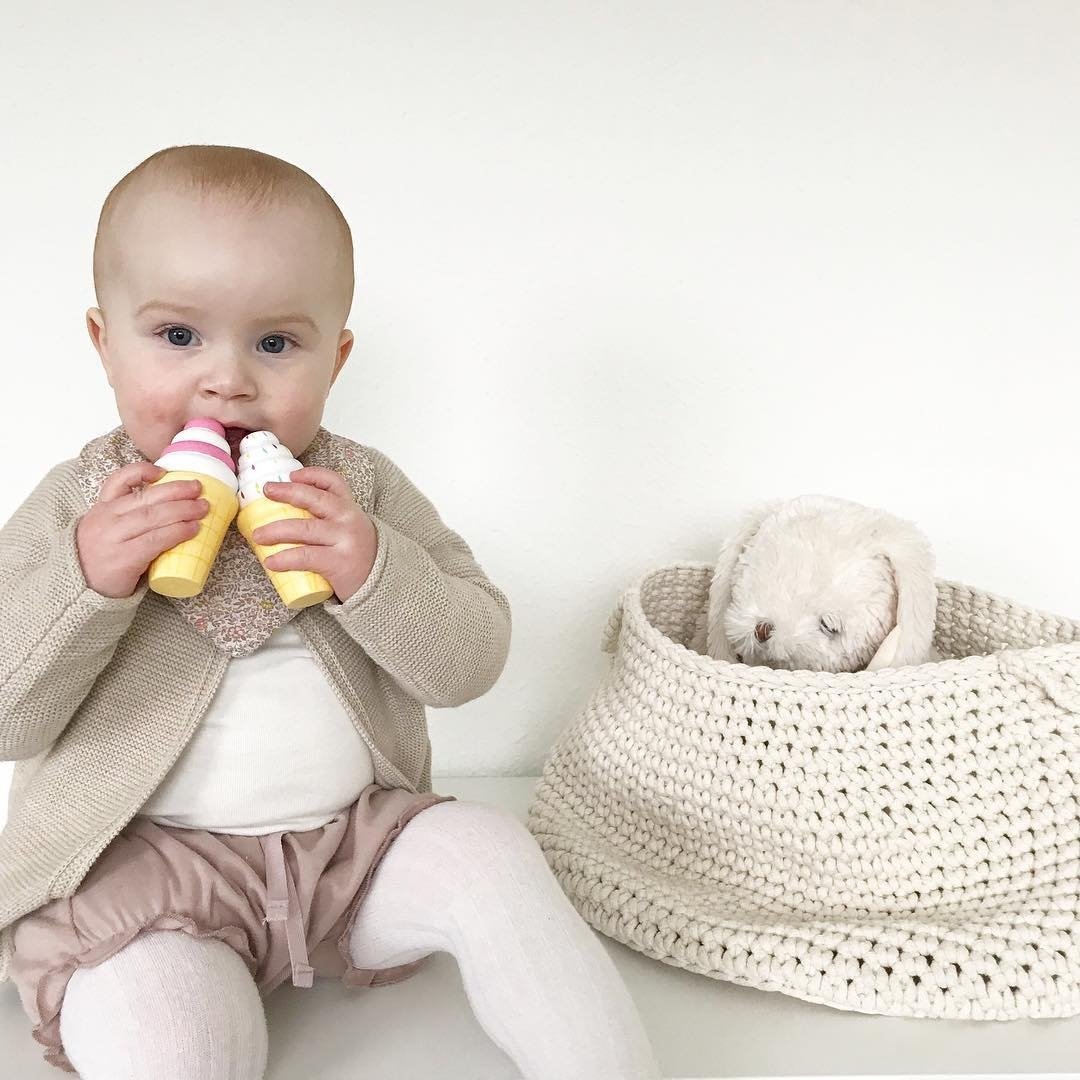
[[526, 561, 1080, 1020]]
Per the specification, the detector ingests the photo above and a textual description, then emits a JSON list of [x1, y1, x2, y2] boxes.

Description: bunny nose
[[754, 621, 774, 643]]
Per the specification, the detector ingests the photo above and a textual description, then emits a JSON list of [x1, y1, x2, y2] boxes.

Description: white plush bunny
[[688, 494, 940, 672]]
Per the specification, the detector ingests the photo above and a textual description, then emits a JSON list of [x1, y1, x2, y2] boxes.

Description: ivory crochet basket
[[526, 561, 1080, 1020]]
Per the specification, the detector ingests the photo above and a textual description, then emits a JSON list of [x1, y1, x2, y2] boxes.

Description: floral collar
[[74, 424, 375, 657]]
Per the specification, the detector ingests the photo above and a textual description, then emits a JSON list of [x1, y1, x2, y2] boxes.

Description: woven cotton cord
[[530, 562, 1080, 1020]]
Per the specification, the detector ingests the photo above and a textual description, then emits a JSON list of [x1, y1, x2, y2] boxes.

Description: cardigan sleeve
[[0, 459, 147, 760], [321, 446, 512, 708]]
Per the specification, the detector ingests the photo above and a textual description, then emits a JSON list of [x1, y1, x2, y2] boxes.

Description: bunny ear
[[864, 518, 938, 670], [696, 499, 785, 660]]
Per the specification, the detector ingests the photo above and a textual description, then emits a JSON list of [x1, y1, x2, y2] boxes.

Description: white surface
[[3, 777, 1080, 1079], [1, 3, 1079, 808]]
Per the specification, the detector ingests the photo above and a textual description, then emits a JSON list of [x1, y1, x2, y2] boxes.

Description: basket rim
[[615, 559, 1080, 690]]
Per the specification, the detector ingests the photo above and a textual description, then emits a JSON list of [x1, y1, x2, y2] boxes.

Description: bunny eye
[[819, 615, 842, 636]]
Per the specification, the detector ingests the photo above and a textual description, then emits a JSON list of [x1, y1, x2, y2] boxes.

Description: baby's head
[[87, 144, 355, 463]]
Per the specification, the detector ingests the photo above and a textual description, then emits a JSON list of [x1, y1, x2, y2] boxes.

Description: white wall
[[1, 1, 1078, 815]]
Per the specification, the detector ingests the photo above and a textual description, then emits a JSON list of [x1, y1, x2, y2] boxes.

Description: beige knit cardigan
[[0, 430, 511, 982]]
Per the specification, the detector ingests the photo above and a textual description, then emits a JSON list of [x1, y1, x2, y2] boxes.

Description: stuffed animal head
[[692, 494, 937, 672]]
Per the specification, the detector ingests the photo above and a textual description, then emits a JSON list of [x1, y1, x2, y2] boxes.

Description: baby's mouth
[[224, 426, 253, 458]]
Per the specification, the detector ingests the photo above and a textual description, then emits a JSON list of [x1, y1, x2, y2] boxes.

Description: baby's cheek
[[274, 401, 323, 451], [134, 391, 182, 434], [114, 374, 186, 450], [137, 391, 178, 423]]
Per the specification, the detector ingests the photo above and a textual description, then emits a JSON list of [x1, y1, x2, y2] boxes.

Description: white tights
[[59, 800, 661, 1079]]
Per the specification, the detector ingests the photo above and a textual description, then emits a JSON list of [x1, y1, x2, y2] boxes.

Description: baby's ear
[[864, 520, 937, 670], [86, 307, 114, 387], [701, 499, 785, 661]]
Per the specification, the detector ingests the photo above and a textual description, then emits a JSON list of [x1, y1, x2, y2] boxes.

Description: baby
[[0, 145, 661, 1079]]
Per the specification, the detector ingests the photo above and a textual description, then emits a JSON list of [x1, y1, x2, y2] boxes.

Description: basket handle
[[600, 595, 625, 654]]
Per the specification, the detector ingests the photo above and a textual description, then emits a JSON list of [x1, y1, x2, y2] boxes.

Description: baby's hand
[[75, 462, 210, 598], [250, 466, 378, 603]]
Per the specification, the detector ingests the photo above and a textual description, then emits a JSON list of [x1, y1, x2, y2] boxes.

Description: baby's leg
[[347, 800, 662, 1080], [59, 929, 268, 1080]]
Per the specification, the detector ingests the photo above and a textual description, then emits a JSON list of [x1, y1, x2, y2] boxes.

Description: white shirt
[[137, 622, 376, 835]]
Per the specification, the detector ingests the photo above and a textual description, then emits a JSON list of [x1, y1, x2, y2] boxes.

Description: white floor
[[2, 776, 1079, 1079]]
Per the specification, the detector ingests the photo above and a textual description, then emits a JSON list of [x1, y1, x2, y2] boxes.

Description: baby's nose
[[755, 620, 774, 643]]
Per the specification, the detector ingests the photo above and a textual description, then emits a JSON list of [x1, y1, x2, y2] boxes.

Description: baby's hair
[[92, 144, 354, 320]]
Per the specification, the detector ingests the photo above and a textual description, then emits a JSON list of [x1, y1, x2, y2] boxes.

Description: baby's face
[[87, 188, 354, 463]]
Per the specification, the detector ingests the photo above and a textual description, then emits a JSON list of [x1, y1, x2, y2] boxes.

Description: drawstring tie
[[263, 831, 314, 988]]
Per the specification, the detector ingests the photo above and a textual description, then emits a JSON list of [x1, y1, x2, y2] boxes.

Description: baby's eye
[[259, 334, 292, 355], [161, 325, 196, 347]]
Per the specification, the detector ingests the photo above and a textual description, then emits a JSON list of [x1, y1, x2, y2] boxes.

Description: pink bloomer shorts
[[9, 782, 456, 1073]]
